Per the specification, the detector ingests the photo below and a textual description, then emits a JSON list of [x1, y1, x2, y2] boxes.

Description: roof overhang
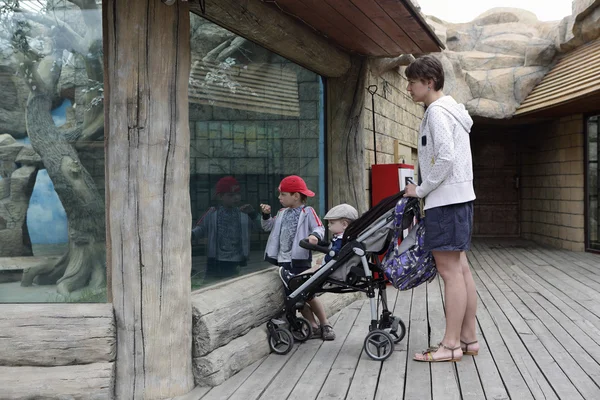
[[265, 0, 444, 56], [515, 38, 600, 117]]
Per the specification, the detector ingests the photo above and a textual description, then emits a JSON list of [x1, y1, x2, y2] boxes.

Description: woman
[[403, 55, 479, 362]]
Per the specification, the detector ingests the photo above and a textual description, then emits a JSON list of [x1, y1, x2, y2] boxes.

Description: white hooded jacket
[[415, 96, 476, 210]]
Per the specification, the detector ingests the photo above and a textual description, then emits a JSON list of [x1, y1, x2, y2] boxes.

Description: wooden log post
[[327, 57, 370, 212], [105, 0, 194, 398]]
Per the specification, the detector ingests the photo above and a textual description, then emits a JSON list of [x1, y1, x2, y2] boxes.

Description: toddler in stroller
[[266, 192, 421, 360]]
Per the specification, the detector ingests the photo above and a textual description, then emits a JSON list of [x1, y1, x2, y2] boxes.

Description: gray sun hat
[[324, 204, 359, 221]]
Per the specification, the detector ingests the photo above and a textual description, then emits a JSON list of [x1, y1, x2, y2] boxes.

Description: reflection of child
[[192, 176, 258, 278], [260, 175, 335, 340]]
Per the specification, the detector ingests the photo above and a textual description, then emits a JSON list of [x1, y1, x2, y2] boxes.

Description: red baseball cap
[[279, 175, 315, 197], [215, 176, 241, 194]]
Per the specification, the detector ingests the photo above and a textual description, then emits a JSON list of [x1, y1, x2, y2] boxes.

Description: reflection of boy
[[192, 176, 258, 278]]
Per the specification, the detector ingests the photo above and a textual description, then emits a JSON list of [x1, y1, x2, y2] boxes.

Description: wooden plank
[[465, 265, 532, 400], [511, 247, 600, 318], [193, 0, 351, 77], [0, 362, 114, 400], [201, 359, 265, 400], [472, 247, 573, 399], [486, 245, 600, 348], [287, 302, 362, 400], [0, 256, 60, 271], [375, 0, 440, 53], [266, 0, 375, 55], [349, 0, 421, 54], [478, 246, 600, 398], [325, 0, 404, 56], [375, 289, 411, 400], [170, 386, 212, 400], [404, 284, 431, 400], [502, 250, 600, 337], [440, 255, 489, 400], [427, 277, 461, 400], [258, 313, 342, 400], [0, 303, 115, 366], [339, 302, 381, 400], [105, 0, 194, 397], [228, 346, 300, 400], [284, 0, 388, 55]]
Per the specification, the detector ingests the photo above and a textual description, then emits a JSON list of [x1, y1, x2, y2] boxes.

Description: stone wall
[[363, 65, 423, 207], [521, 115, 585, 251]]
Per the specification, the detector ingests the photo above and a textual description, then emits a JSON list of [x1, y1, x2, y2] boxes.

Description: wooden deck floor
[[190, 239, 600, 400]]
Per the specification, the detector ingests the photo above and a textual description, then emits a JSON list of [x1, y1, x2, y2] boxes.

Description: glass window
[[587, 115, 600, 250], [0, 1, 105, 302], [189, 14, 326, 289]]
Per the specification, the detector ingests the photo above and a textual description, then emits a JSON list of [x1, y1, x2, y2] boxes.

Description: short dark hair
[[405, 55, 444, 91]]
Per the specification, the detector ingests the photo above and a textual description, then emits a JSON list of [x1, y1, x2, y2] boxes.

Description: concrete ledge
[[191, 267, 362, 386]]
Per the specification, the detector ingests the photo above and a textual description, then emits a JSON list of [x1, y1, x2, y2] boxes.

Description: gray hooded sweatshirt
[[415, 95, 476, 210]]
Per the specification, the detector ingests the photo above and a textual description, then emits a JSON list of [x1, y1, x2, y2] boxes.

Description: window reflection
[[189, 14, 325, 289]]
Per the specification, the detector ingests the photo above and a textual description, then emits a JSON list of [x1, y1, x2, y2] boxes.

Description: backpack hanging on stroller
[[382, 198, 437, 290]]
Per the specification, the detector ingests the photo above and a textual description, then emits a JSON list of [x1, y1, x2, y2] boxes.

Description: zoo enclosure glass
[[189, 12, 326, 290], [0, 0, 106, 303]]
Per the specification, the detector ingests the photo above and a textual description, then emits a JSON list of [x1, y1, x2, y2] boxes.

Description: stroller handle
[[299, 238, 331, 254]]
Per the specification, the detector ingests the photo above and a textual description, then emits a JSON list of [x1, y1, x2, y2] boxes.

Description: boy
[[192, 176, 258, 278], [260, 175, 335, 340], [281, 203, 358, 277]]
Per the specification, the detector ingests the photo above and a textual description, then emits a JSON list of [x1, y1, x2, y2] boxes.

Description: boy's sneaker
[[278, 267, 294, 289], [321, 324, 336, 341]]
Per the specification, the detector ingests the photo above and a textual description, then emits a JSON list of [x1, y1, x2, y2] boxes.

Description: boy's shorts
[[278, 262, 316, 300]]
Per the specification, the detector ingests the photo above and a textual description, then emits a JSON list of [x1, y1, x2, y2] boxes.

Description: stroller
[[266, 192, 420, 361]]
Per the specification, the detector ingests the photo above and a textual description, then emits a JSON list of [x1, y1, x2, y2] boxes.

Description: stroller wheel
[[386, 318, 406, 344], [364, 330, 395, 361], [289, 317, 312, 342], [269, 328, 294, 355]]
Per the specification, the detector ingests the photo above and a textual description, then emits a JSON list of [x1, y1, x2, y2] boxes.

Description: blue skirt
[[423, 201, 474, 252]]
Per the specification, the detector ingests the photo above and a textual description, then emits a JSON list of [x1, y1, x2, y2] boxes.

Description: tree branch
[[13, 7, 87, 54], [64, 0, 101, 33]]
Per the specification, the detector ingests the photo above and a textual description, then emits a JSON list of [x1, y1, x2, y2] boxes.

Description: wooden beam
[[190, 0, 351, 77], [327, 57, 369, 212], [0, 304, 115, 366], [104, 0, 194, 398], [0, 363, 114, 399]]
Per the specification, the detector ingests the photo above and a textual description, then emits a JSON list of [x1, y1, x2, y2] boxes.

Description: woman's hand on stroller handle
[[403, 182, 418, 198]]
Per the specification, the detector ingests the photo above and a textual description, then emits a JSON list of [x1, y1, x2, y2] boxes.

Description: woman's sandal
[[414, 342, 462, 362], [461, 340, 479, 356]]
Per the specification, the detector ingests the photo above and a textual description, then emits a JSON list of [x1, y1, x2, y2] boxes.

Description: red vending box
[[371, 163, 414, 207]]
